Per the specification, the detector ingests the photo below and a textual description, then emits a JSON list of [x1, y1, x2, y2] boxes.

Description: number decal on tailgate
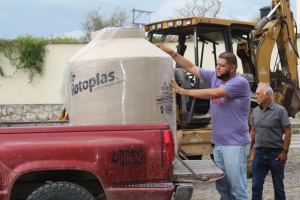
[[112, 149, 143, 166]]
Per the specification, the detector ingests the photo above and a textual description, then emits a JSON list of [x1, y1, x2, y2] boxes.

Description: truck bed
[[0, 121, 225, 185]]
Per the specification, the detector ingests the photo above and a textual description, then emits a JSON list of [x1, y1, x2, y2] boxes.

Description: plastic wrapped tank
[[60, 28, 176, 148]]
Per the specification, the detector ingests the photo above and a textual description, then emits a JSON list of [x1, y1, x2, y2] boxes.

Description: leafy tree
[[79, 7, 129, 42], [50, 35, 79, 42], [79, 7, 104, 42], [148, 36, 178, 44], [107, 8, 129, 27], [249, 16, 261, 23], [173, 0, 222, 18], [228, 15, 240, 21]]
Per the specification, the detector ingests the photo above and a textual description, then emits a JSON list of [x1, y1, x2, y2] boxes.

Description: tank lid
[[91, 28, 145, 40]]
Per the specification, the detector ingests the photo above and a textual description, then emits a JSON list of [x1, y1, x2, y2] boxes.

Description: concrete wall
[[165, 42, 245, 75], [1, 39, 300, 121], [0, 104, 64, 122], [0, 41, 227, 106], [0, 43, 86, 105], [165, 40, 300, 83]]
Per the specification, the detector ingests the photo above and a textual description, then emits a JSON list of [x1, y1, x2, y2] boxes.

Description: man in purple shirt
[[155, 44, 251, 200]]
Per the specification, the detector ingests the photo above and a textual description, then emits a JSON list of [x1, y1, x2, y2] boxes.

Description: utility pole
[[132, 8, 155, 29], [132, 7, 135, 28]]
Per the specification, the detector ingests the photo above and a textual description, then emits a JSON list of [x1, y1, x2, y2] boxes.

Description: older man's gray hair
[[258, 82, 273, 98]]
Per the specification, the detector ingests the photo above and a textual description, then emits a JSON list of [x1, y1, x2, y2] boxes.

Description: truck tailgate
[[173, 160, 224, 182]]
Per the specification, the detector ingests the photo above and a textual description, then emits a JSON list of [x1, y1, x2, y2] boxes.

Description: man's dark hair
[[219, 52, 237, 69]]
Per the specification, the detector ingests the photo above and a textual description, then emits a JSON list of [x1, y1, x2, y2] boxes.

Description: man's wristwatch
[[283, 149, 289, 154]]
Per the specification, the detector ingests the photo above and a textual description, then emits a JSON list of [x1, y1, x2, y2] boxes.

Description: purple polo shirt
[[199, 68, 251, 146]]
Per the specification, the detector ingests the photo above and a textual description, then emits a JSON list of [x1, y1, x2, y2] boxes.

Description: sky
[[0, 0, 297, 40]]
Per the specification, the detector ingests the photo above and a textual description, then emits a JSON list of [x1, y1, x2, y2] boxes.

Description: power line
[[89, 0, 132, 11], [132, 8, 155, 28]]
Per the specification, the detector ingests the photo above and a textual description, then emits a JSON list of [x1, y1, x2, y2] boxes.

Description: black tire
[[26, 182, 96, 200]]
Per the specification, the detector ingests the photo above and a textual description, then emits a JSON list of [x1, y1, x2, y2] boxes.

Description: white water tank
[[61, 28, 176, 147]]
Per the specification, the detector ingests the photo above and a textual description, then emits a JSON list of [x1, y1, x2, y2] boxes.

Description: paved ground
[[191, 125, 300, 200]]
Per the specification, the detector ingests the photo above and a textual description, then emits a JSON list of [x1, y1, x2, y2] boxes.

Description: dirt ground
[[191, 148, 300, 200]]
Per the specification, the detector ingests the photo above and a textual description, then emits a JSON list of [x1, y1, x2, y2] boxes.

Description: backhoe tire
[[26, 182, 96, 200]]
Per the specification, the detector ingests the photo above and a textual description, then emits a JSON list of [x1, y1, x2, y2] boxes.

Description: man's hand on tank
[[170, 79, 184, 95], [276, 153, 288, 166], [154, 44, 173, 56]]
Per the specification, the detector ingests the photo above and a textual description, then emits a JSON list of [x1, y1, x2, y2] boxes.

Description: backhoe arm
[[237, 0, 300, 117]]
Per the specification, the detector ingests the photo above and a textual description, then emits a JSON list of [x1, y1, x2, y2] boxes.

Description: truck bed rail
[[0, 120, 70, 127]]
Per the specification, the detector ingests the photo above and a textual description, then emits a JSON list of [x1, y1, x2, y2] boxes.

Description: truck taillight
[[162, 130, 175, 167]]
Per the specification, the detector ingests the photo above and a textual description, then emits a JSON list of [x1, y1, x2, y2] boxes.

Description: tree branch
[[173, 0, 222, 18]]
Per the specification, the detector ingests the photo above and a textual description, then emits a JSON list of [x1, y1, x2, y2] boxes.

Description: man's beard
[[217, 70, 230, 80]]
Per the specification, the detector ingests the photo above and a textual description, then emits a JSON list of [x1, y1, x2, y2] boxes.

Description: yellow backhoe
[[59, 0, 299, 173], [144, 0, 300, 166]]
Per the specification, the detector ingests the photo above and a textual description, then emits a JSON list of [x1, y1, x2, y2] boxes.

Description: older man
[[249, 83, 291, 200], [155, 44, 251, 200]]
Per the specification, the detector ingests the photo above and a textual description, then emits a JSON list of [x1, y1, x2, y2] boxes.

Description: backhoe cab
[[146, 0, 300, 121]]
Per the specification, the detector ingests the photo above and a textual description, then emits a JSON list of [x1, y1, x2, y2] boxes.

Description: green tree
[[249, 16, 261, 23], [79, 7, 129, 42], [107, 8, 129, 27]]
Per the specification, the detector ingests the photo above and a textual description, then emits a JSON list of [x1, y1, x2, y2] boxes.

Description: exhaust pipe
[[253, 2, 281, 36]]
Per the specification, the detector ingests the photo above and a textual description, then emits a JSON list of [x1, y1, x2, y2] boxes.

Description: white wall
[[0, 43, 86, 104], [0, 40, 300, 105], [164, 40, 300, 80], [164, 41, 241, 72]]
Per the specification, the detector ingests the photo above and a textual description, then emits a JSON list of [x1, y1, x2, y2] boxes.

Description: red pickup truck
[[0, 121, 224, 200]]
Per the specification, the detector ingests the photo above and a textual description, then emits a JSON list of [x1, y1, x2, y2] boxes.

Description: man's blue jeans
[[214, 144, 250, 200], [251, 149, 285, 200]]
